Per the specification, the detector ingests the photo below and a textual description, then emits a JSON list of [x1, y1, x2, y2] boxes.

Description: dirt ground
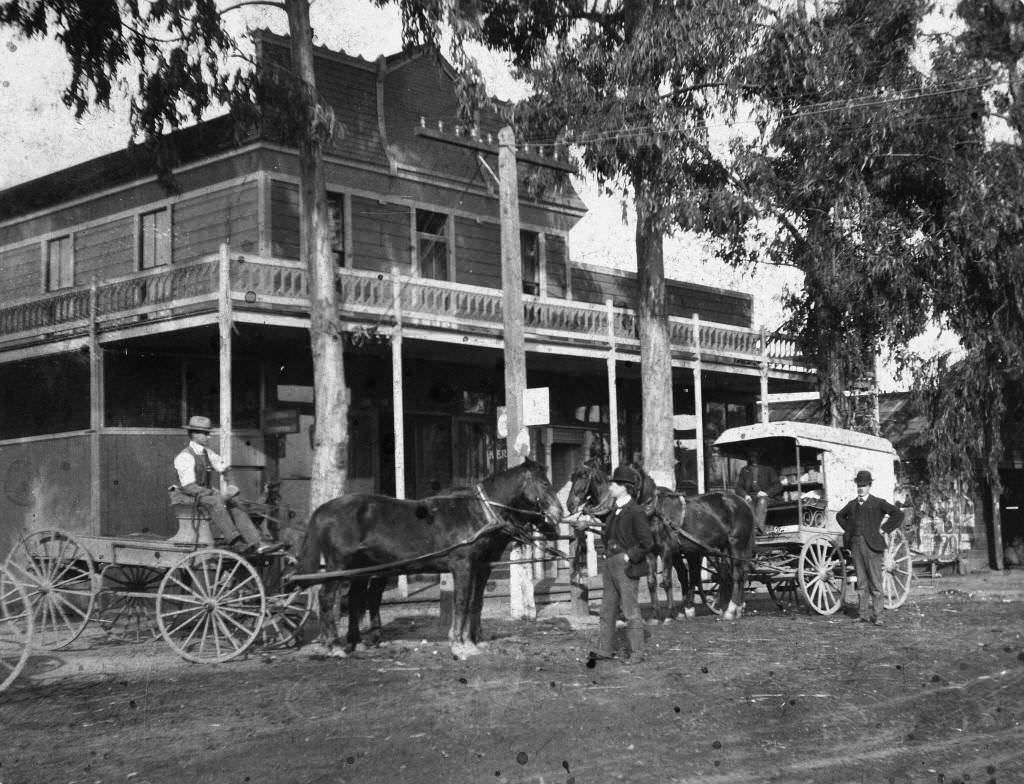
[[2, 570, 1023, 784]]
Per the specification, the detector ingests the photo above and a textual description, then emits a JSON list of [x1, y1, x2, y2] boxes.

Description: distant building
[[0, 32, 815, 552]]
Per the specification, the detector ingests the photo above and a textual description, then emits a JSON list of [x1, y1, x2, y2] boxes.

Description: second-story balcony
[[0, 253, 809, 376]]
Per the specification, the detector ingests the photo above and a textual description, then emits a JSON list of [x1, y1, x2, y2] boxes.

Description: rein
[[285, 482, 564, 584]]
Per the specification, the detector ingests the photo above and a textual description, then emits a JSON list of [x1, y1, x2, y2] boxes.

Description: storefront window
[[0, 354, 89, 438]]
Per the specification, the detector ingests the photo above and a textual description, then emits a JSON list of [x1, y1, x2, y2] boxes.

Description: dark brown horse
[[567, 462, 755, 621], [293, 460, 563, 659]]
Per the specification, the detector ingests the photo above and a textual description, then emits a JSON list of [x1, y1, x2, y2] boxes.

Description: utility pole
[[417, 122, 575, 620], [498, 125, 533, 620]]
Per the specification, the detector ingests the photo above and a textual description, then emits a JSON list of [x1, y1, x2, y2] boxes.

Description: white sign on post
[[524, 387, 550, 426]]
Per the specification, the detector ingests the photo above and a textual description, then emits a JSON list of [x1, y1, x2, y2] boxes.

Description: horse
[[293, 459, 563, 660], [567, 462, 755, 621]]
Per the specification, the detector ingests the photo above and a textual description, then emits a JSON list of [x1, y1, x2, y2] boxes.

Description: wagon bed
[[2, 522, 313, 672]]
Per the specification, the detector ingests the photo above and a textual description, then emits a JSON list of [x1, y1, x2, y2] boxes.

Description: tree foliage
[[476, 0, 762, 485]]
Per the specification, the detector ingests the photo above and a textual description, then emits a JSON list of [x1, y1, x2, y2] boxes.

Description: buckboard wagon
[[710, 422, 913, 615], [0, 501, 314, 689]]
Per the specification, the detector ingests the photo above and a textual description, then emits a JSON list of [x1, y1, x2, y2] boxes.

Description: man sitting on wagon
[[735, 449, 783, 534], [169, 415, 285, 556]]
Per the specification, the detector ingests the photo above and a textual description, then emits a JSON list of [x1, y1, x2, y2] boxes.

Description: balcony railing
[[0, 254, 808, 371]]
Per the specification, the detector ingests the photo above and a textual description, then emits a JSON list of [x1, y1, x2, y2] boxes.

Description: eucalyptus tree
[[478, 0, 762, 487], [0, 0, 479, 508]]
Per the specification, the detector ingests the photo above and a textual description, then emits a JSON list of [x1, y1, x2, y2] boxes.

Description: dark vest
[[181, 448, 215, 489]]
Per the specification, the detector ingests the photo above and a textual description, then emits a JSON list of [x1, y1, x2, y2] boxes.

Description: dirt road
[[2, 572, 1023, 784]]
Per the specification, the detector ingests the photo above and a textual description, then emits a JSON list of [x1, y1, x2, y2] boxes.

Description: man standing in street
[[836, 470, 903, 626], [589, 465, 654, 665], [170, 415, 284, 555], [735, 450, 783, 534]]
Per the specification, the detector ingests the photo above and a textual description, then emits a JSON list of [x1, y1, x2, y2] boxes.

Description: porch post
[[218, 244, 233, 486], [606, 298, 620, 469], [392, 266, 410, 599], [693, 314, 705, 493], [89, 279, 102, 534], [760, 325, 770, 424]]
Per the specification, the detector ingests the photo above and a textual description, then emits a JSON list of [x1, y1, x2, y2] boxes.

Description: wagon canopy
[[713, 421, 898, 459], [713, 421, 901, 512]]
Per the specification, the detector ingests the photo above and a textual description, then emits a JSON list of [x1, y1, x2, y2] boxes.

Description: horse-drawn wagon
[[0, 500, 313, 681], [712, 421, 913, 615]]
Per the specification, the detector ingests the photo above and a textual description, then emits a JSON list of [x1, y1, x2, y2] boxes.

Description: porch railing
[[0, 253, 808, 371]]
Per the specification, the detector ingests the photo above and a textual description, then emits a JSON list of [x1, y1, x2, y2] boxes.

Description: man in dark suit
[[735, 450, 783, 534], [836, 470, 904, 626], [590, 465, 654, 665]]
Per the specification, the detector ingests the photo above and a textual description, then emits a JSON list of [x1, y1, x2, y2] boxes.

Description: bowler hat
[[185, 415, 213, 433], [854, 470, 873, 486], [610, 465, 638, 488]]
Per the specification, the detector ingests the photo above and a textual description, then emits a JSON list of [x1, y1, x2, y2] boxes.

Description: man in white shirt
[[170, 415, 283, 555]]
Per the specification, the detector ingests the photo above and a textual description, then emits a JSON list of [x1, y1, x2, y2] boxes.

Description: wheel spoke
[[217, 573, 259, 603], [165, 606, 206, 638]]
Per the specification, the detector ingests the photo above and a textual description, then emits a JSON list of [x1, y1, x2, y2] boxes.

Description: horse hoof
[[683, 607, 697, 619], [661, 617, 672, 625], [327, 646, 349, 659], [354, 642, 368, 652]]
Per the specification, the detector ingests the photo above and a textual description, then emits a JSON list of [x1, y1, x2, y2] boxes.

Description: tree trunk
[[287, 0, 348, 510], [635, 205, 674, 489]]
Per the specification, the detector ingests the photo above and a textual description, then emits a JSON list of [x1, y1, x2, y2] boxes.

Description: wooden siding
[[0, 436, 93, 556], [350, 196, 412, 273], [666, 280, 752, 327], [0, 150, 264, 249], [259, 38, 387, 166], [454, 217, 500, 288], [0, 243, 41, 299], [75, 215, 135, 284], [172, 181, 259, 265], [270, 179, 301, 260], [570, 265, 752, 327], [100, 432, 181, 536], [546, 235, 568, 299], [317, 59, 386, 164]]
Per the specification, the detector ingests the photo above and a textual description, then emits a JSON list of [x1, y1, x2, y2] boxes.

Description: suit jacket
[[603, 498, 655, 574], [836, 494, 904, 552]]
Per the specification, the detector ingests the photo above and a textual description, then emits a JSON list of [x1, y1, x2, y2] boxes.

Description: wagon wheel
[[260, 587, 315, 649], [766, 577, 801, 609], [882, 528, 912, 610], [4, 529, 96, 649], [797, 536, 847, 615], [156, 549, 266, 663], [1, 564, 34, 694], [95, 564, 162, 643]]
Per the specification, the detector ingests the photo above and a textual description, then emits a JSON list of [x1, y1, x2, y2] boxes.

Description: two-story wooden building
[[0, 32, 814, 554]]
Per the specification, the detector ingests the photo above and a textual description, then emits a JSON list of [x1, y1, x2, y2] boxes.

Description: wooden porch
[[0, 250, 809, 378]]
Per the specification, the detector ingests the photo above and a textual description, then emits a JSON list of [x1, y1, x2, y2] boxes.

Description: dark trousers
[[851, 535, 884, 620], [195, 494, 263, 548], [597, 552, 645, 657]]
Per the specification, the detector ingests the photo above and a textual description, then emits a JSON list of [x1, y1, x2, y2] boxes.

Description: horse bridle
[[572, 463, 614, 518]]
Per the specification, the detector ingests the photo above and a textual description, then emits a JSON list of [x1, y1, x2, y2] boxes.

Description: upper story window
[[46, 235, 73, 291], [416, 209, 449, 280], [328, 193, 346, 267], [139, 208, 171, 269], [521, 230, 540, 296]]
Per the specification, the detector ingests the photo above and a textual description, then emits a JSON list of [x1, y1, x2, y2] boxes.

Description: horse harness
[[572, 465, 754, 565], [286, 483, 568, 584]]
